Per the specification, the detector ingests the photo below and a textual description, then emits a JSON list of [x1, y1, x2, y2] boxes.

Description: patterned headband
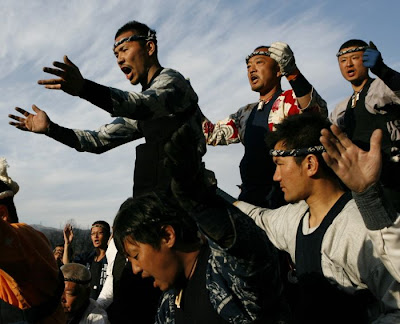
[[246, 50, 270, 64], [270, 145, 326, 157], [113, 30, 157, 49], [336, 46, 368, 57]]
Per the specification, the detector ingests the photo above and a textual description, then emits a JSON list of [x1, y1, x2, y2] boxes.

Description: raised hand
[[363, 41, 382, 69], [268, 41, 297, 76], [63, 224, 74, 245], [8, 105, 50, 133], [38, 55, 84, 96], [320, 125, 382, 193]]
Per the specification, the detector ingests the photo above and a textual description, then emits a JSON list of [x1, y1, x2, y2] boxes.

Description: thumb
[[32, 104, 42, 114], [64, 55, 77, 68], [369, 41, 377, 50], [369, 128, 382, 154]]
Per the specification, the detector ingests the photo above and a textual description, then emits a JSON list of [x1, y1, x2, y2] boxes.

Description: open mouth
[[250, 75, 258, 83], [121, 66, 133, 80]]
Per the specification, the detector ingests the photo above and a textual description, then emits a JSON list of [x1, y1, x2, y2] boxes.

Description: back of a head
[[113, 191, 199, 253], [61, 263, 91, 288], [0, 158, 19, 223]]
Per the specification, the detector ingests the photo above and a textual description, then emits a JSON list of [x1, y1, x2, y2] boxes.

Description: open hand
[[38, 55, 84, 96], [9, 105, 50, 133], [320, 125, 382, 193]]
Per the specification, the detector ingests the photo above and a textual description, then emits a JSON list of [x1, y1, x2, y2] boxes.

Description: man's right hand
[[63, 224, 74, 245], [9, 105, 50, 133], [38, 55, 85, 96]]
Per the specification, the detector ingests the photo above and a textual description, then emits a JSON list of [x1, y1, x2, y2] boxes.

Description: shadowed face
[[61, 281, 89, 317], [123, 235, 182, 291], [338, 47, 369, 85]]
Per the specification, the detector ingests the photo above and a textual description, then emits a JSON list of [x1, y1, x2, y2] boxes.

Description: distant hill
[[31, 224, 93, 257]]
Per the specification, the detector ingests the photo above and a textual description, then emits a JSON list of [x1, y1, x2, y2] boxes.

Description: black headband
[[246, 50, 270, 64], [113, 30, 157, 50]]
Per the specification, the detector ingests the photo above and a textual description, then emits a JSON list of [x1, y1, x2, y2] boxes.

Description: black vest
[[292, 192, 375, 324]]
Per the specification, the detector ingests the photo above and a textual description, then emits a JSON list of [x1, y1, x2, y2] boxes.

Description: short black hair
[[115, 20, 157, 43], [338, 39, 368, 52], [266, 113, 335, 177], [113, 192, 199, 254]]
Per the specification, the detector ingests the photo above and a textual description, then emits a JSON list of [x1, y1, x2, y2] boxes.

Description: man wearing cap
[[61, 263, 109, 323], [0, 158, 66, 324], [203, 42, 327, 209], [330, 39, 400, 211]]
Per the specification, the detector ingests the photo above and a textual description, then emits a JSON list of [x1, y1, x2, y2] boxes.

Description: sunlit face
[[114, 30, 152, 86], [90, 226, 108, 249], [272, 141, 309, 203], [247, 49, 281, 95], [61, 281, 89, 316], [54, 247, 64, 260], [123, 236, 182, 291], [338, 47, 369, 85]]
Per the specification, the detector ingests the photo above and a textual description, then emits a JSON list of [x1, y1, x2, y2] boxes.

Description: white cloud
[[1, 0, 399, 228]]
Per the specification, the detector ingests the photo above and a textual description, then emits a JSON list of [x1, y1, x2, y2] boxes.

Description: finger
[[329, 125, 352, 150], [32, 104, 42, 114], [321, 151, 337, 170], [42, 66, 65, 77], [369, 129, 383, 155], [270, 41, 287, 50], [14, 107, 31, 116], [369, 41, 377, 50], [8, 114, 26, 122], [64, 55, 78, 68], [9, 121, 28, 131], [43, 84, 63, 90]]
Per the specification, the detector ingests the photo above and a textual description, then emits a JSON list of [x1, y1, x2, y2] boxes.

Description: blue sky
[[1, 0, 399, 229]]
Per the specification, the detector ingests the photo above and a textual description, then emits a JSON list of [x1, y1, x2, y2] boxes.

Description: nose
[[131, 261, 143, 275], [273, 167, 281, 182], [117, 53, 124, 66]]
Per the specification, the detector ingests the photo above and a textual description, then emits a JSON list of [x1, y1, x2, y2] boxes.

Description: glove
[[363, 41, 383, 69], [268, 41, 297, 76], [164, 123, 217, 211]]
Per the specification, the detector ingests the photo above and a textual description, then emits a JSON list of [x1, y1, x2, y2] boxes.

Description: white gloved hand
[[268, 41, 297, 76]]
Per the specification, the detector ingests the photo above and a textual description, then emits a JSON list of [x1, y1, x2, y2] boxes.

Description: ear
[[0, 205, 9, 222], [146, 40, 156, 57], [161, 225, 176, 248], [303, 154, 319, 177]]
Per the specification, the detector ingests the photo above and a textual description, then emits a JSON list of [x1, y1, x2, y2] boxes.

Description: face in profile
[[61, 281, 89, 316], [123, 232, 181, 292]]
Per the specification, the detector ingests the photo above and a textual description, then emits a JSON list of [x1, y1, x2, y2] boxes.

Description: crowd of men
[[1, 19, 400, 324]]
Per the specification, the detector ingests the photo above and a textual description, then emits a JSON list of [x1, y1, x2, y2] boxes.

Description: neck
[[95, 248, 106, 261], [305, 180, 345, 228], [351, 77, 369, 92], [141, 62, 162, 88], [259, 85, 281, 102]]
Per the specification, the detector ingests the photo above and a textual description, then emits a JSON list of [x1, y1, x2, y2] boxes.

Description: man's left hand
[[363, 41, 382, 69], [268, 42, 297, 76]]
